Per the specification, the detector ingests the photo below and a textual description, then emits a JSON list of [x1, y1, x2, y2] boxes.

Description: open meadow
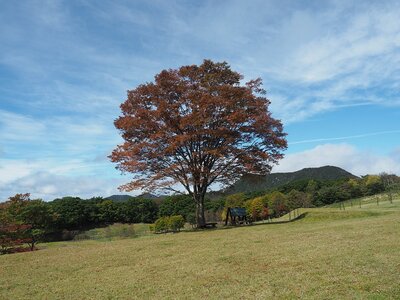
[[1, 195, 400, 299]]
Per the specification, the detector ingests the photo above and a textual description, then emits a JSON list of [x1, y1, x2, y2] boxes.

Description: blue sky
[[1, 0, 400, 200]]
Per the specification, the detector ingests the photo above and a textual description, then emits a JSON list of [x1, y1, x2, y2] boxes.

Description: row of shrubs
[[151, 215, 185, 233]]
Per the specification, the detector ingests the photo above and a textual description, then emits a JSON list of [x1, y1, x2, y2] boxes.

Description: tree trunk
[[194, 194, 206, 228]]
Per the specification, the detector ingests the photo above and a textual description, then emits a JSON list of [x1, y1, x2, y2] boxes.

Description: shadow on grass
[[184, 212, 308, 233], [251, 212, 308, 226]]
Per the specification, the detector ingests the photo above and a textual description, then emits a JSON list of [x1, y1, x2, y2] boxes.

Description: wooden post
[[359, 200, 361, 208]]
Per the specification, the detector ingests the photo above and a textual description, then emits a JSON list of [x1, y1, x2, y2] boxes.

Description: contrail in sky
[[290, 130, 400, 145]]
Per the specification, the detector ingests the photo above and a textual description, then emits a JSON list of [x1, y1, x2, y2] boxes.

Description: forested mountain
[[104, 195, 135, 202], [224, 166, 357, 194], [105, 193, 163, 202], [107, 166, 358, 200]]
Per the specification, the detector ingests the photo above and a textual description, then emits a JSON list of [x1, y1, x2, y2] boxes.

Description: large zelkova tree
[[110, 60, 287, 227]]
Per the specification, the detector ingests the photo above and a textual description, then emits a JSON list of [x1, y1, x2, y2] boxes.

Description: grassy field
[[1, 195, 400, 299], [73, 223, 152, 241]]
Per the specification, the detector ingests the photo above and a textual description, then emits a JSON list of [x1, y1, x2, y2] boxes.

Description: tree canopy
[[110, 60, 287, 227]]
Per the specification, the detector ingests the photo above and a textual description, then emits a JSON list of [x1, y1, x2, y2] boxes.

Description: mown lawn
[[1, 199, 400, 299]]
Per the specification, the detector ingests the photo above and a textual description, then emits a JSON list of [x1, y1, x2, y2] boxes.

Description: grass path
[[1, 197, 400, 299]]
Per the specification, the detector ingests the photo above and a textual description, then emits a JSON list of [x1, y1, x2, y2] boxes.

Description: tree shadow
[[185, 212, 308, 233]]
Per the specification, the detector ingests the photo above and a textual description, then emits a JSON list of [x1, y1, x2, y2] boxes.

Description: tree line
[[158, 174, 400, 222], [1, 173, 399, 254], [0, 195, 158, 254]]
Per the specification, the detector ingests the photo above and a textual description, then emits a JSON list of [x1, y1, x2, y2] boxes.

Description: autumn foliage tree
[[0, 194, 32, 254], [110, 60, 287, 227], [0, 194, 56, 253]]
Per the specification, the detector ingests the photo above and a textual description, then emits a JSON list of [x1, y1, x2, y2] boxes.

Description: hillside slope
[[224, 165, 357, 194]]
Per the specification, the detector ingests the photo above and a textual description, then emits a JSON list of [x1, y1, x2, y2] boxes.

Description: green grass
[[74, 223, 152, 241], [1, 195, 400, 299], [327, 192, 400, 209]]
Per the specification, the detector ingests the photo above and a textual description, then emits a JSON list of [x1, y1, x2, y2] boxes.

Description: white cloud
[[139, 1, 400, 124], [273, 143, 400, 176], [289, 130, 400, 145], [2, 1, 400, 123], [0, 171, 131, 201], [0, 157, 112, 186], [0, 110, 46, 141], [0, 160, 41, 186], [0, 109, 121, 157], [212, 1, 400, 123], [0, 145, 135, 201]]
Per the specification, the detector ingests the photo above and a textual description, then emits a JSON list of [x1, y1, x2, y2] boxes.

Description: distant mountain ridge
[[105, 193, 163, 202], [104, 195, 134, 202], [224, 165, 358, 194], [106, 166, 357, 200]]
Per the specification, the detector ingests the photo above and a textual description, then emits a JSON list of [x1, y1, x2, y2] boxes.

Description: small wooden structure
[[224, 207, 248, 226]]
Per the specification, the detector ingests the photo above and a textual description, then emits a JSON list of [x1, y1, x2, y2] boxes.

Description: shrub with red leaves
[[0, 223, 32, 254]]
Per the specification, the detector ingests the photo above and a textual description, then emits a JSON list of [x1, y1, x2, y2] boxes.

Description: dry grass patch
[[1, 202, 400, 299]]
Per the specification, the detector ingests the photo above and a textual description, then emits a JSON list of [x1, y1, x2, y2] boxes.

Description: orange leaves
[[110, 60, 287, 195]]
